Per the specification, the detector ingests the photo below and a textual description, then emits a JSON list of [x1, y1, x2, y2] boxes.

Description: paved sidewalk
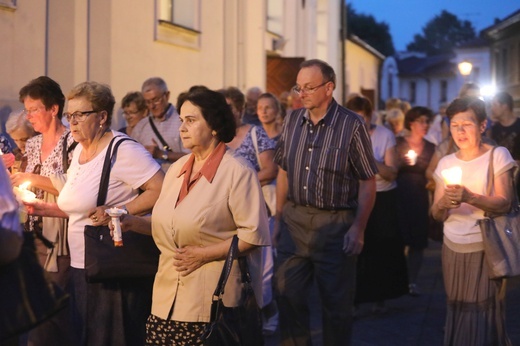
[[267, 241, 520, 345]]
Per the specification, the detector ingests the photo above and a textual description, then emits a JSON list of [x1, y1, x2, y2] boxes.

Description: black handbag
[[0, 231, 69, 341], [84, 136, 160, 282], [200, 235, 264, 346]]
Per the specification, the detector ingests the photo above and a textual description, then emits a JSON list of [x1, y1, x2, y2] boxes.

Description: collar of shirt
[[299, 98, 339, 128], [151, 103, 175, 123], [176, 142, 226, 206]]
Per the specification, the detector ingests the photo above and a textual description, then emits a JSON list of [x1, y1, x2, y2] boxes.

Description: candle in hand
[[405, 150, 418, 165], [441, 167, 462, 186], [13, 181, 37, 203], [105, 207, 128, 247]]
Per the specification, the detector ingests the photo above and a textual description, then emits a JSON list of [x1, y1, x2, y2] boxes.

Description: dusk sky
[[348, 0, 520, 52]]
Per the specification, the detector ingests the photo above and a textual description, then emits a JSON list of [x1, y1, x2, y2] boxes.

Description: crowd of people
[[1, 61, 519, 346]]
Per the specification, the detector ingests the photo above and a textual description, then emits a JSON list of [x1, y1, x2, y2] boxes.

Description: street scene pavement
[[266, 241, 520, 345]]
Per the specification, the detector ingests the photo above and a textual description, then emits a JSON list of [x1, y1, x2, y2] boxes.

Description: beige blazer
[[151, 148, 270, 322]]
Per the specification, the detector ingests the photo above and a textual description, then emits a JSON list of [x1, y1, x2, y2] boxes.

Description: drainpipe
[[340, 2, 347, 105]]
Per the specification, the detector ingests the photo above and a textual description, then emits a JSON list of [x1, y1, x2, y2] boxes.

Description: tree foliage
[[346, 4, 395, 57], [406, 10, 476, 55]]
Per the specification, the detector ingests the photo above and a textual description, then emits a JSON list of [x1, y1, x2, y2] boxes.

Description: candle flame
[[441, 167, 462, 186]]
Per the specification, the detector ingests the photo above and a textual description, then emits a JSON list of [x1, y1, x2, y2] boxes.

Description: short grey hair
[[6, 110, 35, 136], [142, 77, 169, 94]]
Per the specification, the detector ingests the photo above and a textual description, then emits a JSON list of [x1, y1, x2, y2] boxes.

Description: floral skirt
[[145, 314, 208, 346]]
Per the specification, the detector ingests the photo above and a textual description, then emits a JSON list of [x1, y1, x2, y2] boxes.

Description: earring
[[99, 124, 103, 129], [212, 130, 217, 136]]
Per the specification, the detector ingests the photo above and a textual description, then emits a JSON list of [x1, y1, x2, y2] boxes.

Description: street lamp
[[458, 60, 473, 79]]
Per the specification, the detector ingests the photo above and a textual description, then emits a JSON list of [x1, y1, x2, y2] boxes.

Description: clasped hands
[[441, 184, 470, 209]]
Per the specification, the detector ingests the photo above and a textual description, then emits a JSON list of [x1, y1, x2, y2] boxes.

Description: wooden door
[[266, 57, 305, 97]]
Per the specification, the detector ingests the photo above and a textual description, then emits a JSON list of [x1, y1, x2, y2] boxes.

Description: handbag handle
[[96, 136, 136, 207], [212, 235, 252, 298], [484, 147, 519, 215]]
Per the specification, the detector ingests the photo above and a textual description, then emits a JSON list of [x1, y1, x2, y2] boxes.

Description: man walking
[[274, 59, 377, 346]]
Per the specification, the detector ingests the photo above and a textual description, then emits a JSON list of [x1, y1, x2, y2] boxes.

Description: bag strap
[[96, 136, 136, 207], [148, 116, 172, 152], [61, 132, 78, 172], [485, 146, 520, 215], [485, 147, 496, 196], [250, 126, 263, 170], [212, 235, 252, 298]]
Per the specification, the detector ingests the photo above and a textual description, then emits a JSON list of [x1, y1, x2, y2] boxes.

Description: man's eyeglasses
[[145, 93, 166, 106], [292, 81, 330, 95], [63, 110, 98, 123], [123, 110, 143, 118]]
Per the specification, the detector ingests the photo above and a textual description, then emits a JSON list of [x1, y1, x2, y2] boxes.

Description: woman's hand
[[2, 153, 15, 168], [23, 199, 46, 216], [88, 206, 110, 226], [442, 184, 472, 208], [173, 246, 208, 276], [11, 172, 31, 186]]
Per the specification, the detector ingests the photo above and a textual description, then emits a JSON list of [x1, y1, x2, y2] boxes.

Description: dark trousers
[[276, 203, 357, 346]]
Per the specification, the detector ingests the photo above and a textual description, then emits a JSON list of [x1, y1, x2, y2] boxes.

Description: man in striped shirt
[[274, 59, 377, 346]]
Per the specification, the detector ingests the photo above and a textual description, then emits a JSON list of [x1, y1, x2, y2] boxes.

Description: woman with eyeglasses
[[24, 81, 164, 346], [119, 91, 148, 137], [8, 76, 77, 345]]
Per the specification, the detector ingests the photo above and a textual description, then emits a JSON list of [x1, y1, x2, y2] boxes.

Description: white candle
[[13, 181, 37, 202], [105, 207, 128, 247], [441, 167, 462, 186], [405, 150, 418, 165]]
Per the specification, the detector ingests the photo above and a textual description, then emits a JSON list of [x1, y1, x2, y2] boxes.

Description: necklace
[[83, 131, 106, 163]]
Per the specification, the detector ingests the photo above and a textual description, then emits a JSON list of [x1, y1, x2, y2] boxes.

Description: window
[[409, 81, 416, 103], [156, 0, 201, 49], [501, 47, 508, 84], [440, 80, 447, 103], [471, 67, 480, 84], [159, 0, 198, 30], [0, 0, 16, 10], [267, 0, 283, 35]]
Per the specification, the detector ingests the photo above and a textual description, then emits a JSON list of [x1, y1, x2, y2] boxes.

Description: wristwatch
[[161, 151, 168, 161]]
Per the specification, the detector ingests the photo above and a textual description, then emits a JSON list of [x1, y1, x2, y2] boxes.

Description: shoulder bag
[[84, 136, 160, 282], [149, 116, 172, 152], [0, 231, 69, 341], [251, 126, 276, 217], [477, 147, 520, 279], [200, 235, 263, 346]]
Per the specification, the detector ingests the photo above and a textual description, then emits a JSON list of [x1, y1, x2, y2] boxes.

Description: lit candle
[[441, 167, 462, 186], [13, 181, 37, 203], [105, 207, 128, 247], [405, 150, 418, 165]]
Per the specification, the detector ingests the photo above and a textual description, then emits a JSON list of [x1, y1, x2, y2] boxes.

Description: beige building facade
[[0, 0, 343, 130]]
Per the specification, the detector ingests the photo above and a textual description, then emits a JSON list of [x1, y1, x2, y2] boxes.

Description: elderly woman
[[432, 97, 516, 345], [3, 110, 36, 172], [119, 88, 270, 345], [119, 91, 148, 137], [395, 106, 435, 296], [25, 81, 164, 346], [346, 96, 408, 313]]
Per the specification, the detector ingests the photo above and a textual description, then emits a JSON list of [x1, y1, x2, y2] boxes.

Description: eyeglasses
[[63, 110, 98, 123], [145, 93, 166, 106], [292, 81, 330, 95], [22, 107, 45, 117], [123, 110, 143, 118]]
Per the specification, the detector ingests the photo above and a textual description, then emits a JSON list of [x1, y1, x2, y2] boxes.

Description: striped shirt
[[274, 99, 377, 210]]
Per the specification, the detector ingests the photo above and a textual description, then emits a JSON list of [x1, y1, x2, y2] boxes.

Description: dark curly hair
[[404, 106, 434, 130], [178, 89, 236, 143]]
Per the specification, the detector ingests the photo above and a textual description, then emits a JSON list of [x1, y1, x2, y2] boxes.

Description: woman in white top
[[432, 97, 517, 346], [25, 81, 164, 346]]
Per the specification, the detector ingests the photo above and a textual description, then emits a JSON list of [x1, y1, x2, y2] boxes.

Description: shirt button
[[303, 186, 307, 190], [306, 166, 309, 170], [310, 130, 313, 134], [308, 148, 312, 152]]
